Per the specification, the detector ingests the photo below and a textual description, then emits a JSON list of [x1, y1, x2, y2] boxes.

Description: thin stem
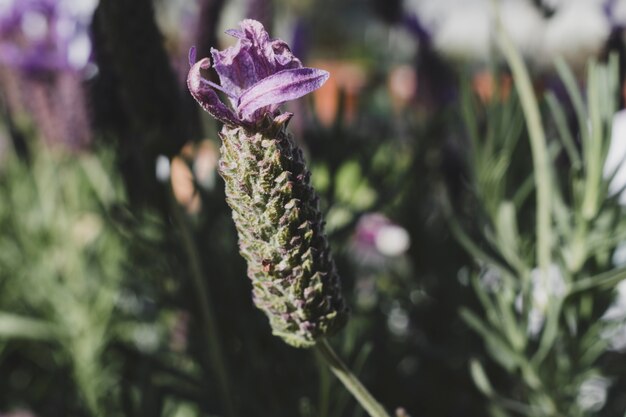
[[315, 338, 391, 417], [168, 189, 237, 417], [495, 14, 552, 277]]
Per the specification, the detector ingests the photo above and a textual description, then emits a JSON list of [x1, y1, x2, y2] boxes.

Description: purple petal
[[239, 20, 302, 76], [211, 44, 257, 104], [224, 28, 246, 39], [188, 46, 197, 67], [237, 67, 329, 121], [212, 20, 304, 100], [269, 39, 302, 71], [239, 19, 269, 39], [239, 19, 272, 68], [187, 58, 239, 126]]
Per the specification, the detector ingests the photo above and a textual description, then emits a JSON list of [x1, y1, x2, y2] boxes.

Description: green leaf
[[495, 202, 526, 275], [569, 265, 626, 294], [460, 308, 519, 372], [470, 358, 495, 397], [545, 91, 581, 170], [531, 297, 563, 366], [0, 311, 59, 341]]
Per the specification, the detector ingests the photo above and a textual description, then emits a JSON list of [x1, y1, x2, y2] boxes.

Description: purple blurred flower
[[351, 213, 410, 267], [187, 19, 329, 126], [0, 0, 96, 149], [0, 0, 96, 75], [604, 0, 626, 30]]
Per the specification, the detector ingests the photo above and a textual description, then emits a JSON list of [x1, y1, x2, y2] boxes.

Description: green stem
[[496, 17, 552, 276], [168, 190, 237, 417], [315, 339, 391, 417]]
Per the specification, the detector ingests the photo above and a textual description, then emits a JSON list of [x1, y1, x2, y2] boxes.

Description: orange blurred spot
[[472, 71, 512, 103], [171, 156, 201, 214], [194, 140, 219, 189], [170, 139, 220, 214], [311, 60, 367, 126], [388, 65, 417, 111]]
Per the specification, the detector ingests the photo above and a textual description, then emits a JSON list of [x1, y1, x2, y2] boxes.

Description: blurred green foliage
[[0, 1, 626, 417]]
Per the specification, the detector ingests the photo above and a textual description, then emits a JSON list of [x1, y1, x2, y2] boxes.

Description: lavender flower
[[188, 20, 347, 348], [0, 0, 96, 74], [0, 0, 95, 149], [188, 19, 328, 127]]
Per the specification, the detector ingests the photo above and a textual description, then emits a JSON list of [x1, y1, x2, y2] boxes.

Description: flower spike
[[187, 19, 346, 348]]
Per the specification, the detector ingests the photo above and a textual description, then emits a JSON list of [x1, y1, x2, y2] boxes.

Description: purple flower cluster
[[188, 19, 329, 127], [0, 0, 96, 75]]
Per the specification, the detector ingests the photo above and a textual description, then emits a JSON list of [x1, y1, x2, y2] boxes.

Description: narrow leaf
[[470, 359, 495, 397], [569, 265, 626, 294], [0, 312, 59, 341]]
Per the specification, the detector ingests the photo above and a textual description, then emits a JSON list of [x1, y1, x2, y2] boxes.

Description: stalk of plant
[[187, 19, 391, 417]]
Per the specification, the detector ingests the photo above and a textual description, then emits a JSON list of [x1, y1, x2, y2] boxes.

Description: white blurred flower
[[133, 324, 161, 353], [600, 278, 626, 352], [604, 110, 626, 205], [541, 0, 562, 9], [542, 2, 610, 69], [407, 0, 612, 67], [67, 32, 91, 69], [577, 375, 611, 412], [375, 224, 411, 257], [59, 0, 98, 22], [155, 155, 171, 182], [479, 264, 502, 292], [351, 213, 410, 266], [387, 302, 410, 337], [542, 0, 606, 11], [601, 323, 626, 351], [530, 264, 567, 310], [602, 279, 626, 321], [516, 264, 566, 337], [0, 0, 14, 14], [21, 11, 48, 41], [433, 4, 491, 60], [527, 307, 546, 338], [115, 291, 144, 315], [612, 240, 626, 267], [500, 1, 546, 62]]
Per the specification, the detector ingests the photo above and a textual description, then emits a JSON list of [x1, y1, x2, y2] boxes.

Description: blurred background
[[0, 0, 626, 416]]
